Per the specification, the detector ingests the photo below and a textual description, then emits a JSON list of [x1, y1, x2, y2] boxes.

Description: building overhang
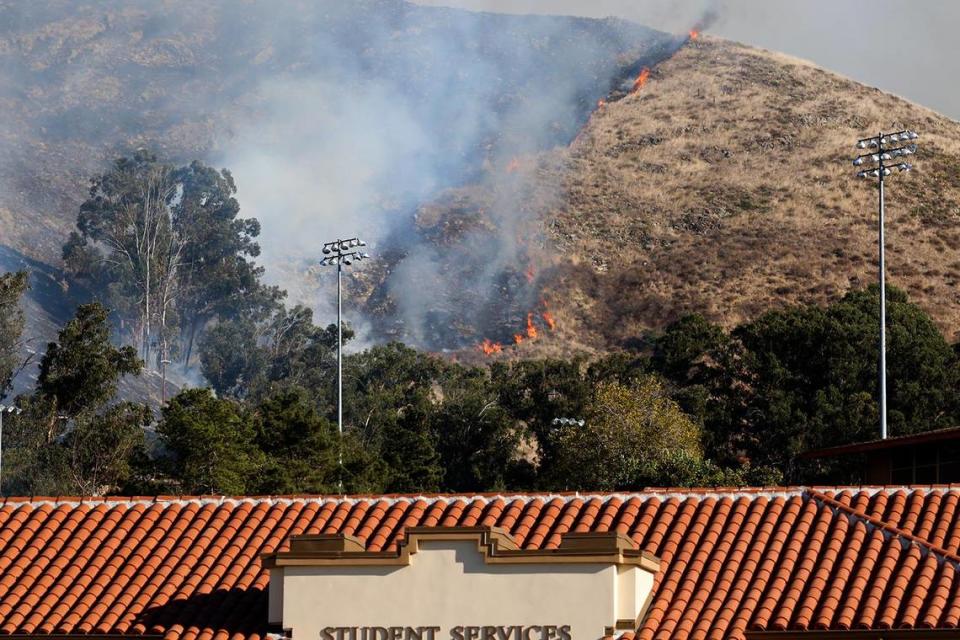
[[262, 526, 660, 571]]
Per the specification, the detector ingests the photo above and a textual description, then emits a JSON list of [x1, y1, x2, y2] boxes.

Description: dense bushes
[[2, 284, 958, 495]]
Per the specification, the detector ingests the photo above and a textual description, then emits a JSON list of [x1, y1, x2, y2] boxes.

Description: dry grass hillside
[[535, 36, 960, 351]]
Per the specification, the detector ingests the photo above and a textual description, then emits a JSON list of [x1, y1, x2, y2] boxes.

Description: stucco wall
[[278, 539, 638, 640]]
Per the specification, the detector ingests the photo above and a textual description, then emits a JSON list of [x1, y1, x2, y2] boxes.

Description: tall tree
[[431, 366, 531, 492], [63, 151, 180, 363], [63, 151, 275, 369], [172, 161, 280, 368], [0, 271, 28, 396], [5, 303, 147, 496]]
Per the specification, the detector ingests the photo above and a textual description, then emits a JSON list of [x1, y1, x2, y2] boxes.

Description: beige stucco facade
[[263, 527, 660, 640]]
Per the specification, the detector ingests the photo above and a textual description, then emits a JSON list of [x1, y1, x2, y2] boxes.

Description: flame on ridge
[[631, 67, 650, 93], [478, 300, 557, 355]]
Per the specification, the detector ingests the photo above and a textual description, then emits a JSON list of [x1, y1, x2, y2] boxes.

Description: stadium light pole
[[320, 237, 370, 491], [853, 129, 918, 440], [0, 404, 22, 495]]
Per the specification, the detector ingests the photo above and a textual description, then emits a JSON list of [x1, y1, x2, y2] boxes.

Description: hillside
[[0, 0, 667, 383], [549, 36, 960, 348], [3, 2, 960, 368], [398, 35, 960, 359]]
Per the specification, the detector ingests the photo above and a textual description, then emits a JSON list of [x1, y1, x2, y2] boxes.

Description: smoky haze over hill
[[0, 0, 696, 349], [4, 1, 960, 364], [413, 0, 960, 124]]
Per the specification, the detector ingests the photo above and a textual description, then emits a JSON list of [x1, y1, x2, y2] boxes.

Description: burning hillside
[[4, 2, 960, 367], [359, 33, 960, 359]]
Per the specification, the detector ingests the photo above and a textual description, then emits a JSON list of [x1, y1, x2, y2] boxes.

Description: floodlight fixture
[[850, 129, 919, 441], [320, 236, 372, 492]]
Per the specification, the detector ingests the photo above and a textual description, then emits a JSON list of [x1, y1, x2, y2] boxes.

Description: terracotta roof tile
[[6, 489, 960, 639]]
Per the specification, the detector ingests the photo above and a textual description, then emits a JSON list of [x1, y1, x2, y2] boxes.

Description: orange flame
[[478, 339, 502, 355], [689, 29, 699, 40], [631, 67, 651, 93], [514, 334, 525, 345], [525, 266, 535, 283], [526, 313, 538, 340], [597, 98, 606, 109], [506, 157, 521, 173], [542, 311, 556, 331]]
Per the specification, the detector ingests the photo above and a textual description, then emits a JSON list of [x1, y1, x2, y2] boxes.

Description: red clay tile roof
[[4, 488, 960, 640]]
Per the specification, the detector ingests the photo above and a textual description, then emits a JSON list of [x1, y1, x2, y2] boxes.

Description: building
[[1, 488, 960, 640], [804, 427, 960, 484]]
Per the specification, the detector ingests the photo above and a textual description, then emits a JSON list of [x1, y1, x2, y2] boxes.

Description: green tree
[[63, 151, 179, 362], [172, 161, 282, 368], [653, 313, 728, 381], [62, 402, 150, 495], [380, 389, 443, 493], [491, 358, 592, 483], [547, 377, 704, 490], [198, 306, 349, 400], [157, 388, 263, 494], [707, 285, 960, 479], [345, 343, 444, 492], [251, 388, 340, 494], [431, 366, 531, 492], [36, 302, 142, 418], [63, 151, 276, 369], [0, 271, 28, 395], [4, 302, 147, 496], [197, 318, 264, 398]]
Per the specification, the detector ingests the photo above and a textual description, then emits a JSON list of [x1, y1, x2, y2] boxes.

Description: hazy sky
[[413, 0, 960, 121]]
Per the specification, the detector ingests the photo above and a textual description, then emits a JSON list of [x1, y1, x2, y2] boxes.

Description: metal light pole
[[853, 129, 918, 439], [320, 237, 370, 491], [0, 404, 22, 495]]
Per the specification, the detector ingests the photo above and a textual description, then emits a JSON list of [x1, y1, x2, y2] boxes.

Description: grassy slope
[[537, 36, 960, 354]]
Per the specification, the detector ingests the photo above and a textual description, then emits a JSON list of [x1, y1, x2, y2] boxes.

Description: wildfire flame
[[631, 67, 651, 93], [514, 334, 524, 345], [525, 266, 535, 283], [526, 313, 538, 340], [542, 311, 556, 331], [689, 29, 699, 40], [597, 98, 606, 109], [506, 157, 521, 173], [478, 339, 502, 355]]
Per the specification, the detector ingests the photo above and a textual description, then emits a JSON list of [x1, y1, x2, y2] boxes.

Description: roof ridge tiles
[[807, 489, 960, 568], [0, 488, 911, 509]]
